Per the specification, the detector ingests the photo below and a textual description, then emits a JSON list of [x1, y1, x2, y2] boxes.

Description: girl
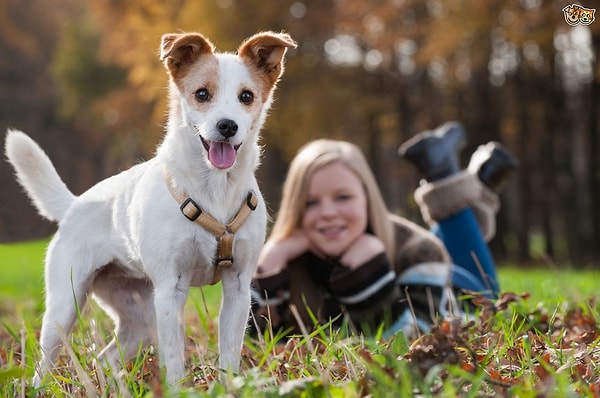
[[251, 124, 515, 337]]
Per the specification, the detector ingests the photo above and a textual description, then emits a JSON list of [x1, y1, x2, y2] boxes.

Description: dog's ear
[[160, 33, 215, 76], [238, 32, 297, 86]]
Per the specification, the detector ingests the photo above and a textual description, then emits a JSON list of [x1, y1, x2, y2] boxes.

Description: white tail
[[5, 129, 75, 222]]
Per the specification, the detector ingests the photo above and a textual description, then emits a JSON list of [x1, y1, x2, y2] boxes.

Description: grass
[[1, 239, 600, 396], [499, 266, 600, 304], [0, 239, 46, 299]]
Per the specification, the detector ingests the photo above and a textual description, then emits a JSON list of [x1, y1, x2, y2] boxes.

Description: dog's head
[[160, 31, 296, 170]]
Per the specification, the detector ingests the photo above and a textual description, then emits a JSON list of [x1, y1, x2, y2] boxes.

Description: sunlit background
[[1, 0, 599, 268]]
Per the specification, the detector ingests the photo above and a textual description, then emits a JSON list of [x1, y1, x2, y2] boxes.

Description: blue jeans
[[431, 207, 499, 297]]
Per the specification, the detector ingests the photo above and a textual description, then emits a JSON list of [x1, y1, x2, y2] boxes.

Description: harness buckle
[[180, 197, 202, 221], [216, 258, 234, 269]]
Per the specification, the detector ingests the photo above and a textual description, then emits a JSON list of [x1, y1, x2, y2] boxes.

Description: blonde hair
[[268, 139, 395, 260]]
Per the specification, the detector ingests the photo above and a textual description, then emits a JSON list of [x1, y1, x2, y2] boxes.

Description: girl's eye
[[239, 90, 254, 105], [336, 194, 352, 202], [305, 199, 318, 208], [195, 88, 211, 102]]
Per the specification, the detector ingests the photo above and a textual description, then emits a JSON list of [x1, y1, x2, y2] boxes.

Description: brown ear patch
[[160, 33, 216, 78], [238, 32, 297, 87]]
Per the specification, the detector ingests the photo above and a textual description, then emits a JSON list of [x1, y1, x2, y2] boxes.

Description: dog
[[5, 31, 296, 386]]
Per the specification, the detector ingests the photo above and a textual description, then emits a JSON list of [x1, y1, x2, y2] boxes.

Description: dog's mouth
[[200, 136, 242, 169]]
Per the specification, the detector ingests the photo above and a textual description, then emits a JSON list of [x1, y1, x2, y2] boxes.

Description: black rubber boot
[[468, 142, 519, 192], [398, 121, 467, 182]]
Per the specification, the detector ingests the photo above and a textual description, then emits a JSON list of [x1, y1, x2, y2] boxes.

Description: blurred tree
[[1, 0, 598, 268], [51, 14, 126, 122], [0, 0, 66, 240]]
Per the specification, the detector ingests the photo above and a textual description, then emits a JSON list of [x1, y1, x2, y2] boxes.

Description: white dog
[[5, 31, 296, 386]]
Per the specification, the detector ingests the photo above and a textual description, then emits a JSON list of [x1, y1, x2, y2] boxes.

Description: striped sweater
[[251, 214, 450, 335]]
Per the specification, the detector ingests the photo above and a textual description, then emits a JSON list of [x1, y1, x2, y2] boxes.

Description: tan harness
[[163, 169, 258, 284]]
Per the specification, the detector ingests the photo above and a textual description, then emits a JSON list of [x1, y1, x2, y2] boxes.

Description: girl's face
[[301, 161, 368, 258]]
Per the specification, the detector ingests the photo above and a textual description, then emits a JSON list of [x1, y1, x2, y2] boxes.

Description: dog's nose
[[216, 119, 238, 138]]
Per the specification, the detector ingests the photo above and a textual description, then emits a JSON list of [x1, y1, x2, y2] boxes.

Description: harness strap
[[163, 169, 258, 284]]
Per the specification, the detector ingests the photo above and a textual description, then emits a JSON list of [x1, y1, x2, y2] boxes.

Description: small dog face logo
[[563, 4, 596, 26]]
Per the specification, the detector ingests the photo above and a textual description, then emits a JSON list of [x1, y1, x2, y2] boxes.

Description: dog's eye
[[195, 89, 211, 102], [239, 90, 254, 105]]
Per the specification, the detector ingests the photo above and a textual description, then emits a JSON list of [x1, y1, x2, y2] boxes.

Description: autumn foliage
[[1, 0, 600, 267]]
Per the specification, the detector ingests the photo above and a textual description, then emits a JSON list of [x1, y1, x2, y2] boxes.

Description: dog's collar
[[163, 168, 258, 284]]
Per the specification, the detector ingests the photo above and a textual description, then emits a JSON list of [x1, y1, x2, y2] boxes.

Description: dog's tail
[[5, 129, 76, 222]]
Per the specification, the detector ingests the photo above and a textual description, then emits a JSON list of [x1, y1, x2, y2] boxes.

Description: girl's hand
[[256, 230, 310, 276], [339, 233, 385, 269]]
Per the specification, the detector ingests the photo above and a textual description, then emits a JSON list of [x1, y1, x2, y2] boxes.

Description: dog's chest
[[190, 265, 216, 286], [182, 235, 218, 286]]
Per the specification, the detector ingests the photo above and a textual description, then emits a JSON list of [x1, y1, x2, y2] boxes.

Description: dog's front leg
[[153, 274, 190, 385], [218, 268, 252, 373]]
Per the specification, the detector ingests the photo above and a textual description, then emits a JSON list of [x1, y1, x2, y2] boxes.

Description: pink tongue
[[208, 141, 237, 169]]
